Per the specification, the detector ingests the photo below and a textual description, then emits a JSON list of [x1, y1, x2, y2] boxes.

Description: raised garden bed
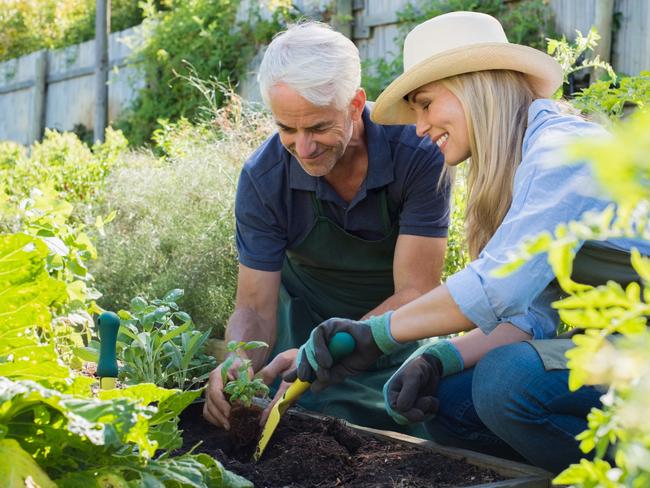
[[178, 401, 552, 487]]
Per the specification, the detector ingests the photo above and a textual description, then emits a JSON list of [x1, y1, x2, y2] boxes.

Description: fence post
[[333, 0, 353, 39], [94, 0, 110, 143], [593, 0, 614, 82], [29, 50, 48, 143]]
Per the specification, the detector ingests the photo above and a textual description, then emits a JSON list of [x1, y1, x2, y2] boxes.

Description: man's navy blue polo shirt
[[235, 105, 449, 272]]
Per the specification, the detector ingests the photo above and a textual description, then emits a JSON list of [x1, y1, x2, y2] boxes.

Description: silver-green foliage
[[112, 289, 217, 390], [92, 100, 276, 336]]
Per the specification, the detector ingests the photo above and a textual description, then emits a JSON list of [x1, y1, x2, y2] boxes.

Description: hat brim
[[371, 43, 563, 125]]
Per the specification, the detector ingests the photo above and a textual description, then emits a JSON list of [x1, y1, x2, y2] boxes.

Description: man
[[203, 21, 449, 433]]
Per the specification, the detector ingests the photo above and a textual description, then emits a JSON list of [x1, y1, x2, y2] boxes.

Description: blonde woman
[[287, 12, 650, 472]]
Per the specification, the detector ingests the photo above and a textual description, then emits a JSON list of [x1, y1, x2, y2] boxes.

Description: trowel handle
[[328, 332, 356, 362], [97, 311, 120, 379]]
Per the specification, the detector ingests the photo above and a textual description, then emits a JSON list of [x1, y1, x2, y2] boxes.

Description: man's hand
[[257, 348, 298, 426], [203, 356, 252, 430], [285, 312, 403, 393]]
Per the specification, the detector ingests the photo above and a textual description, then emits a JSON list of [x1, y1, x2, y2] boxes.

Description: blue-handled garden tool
[[253, 331, 356, 461], [97, 311, 120, 390]]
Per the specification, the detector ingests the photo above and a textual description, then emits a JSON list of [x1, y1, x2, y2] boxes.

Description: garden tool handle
[[285, 331, 356, 399], [97, 311, 120, 389]]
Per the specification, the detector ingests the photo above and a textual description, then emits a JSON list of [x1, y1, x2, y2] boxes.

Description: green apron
[[271, 189, 424, 435], [528, 242, 641, 371]]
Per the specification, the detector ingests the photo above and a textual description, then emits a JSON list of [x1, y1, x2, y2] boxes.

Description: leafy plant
[[443, 168, 470, 280], [0, 230, 251, 487], [103, 289, 217, 390], [572, 71, 650, 120], [0, 0, 150, 62], [546, 27, 617, 88], [221, 341, 270, 407], [116, 0, 298, 145], [495, 109, 650, 486], [93, 91, 275, 335]]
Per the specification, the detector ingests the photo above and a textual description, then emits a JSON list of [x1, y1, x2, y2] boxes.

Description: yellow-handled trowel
[[253, 332, 355, 461]]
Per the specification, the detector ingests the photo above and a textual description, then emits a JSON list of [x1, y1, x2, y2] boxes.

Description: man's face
[[269, 84, 354, 177]]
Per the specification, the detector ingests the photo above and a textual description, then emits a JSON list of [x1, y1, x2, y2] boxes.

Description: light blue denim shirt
[[446, 99, 650, 339]]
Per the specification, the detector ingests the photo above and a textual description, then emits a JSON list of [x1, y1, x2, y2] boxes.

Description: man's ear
[[349, 88, 366, 121]]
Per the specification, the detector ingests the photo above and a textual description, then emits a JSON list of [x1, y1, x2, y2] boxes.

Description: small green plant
[[221, 340, 270, 407], [572, 71, 650, 120], [102, 289, 217, 390], [547, 27, 617, 89]]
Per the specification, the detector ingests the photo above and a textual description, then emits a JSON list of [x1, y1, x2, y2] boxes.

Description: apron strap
[[310, 192, 325, 217]]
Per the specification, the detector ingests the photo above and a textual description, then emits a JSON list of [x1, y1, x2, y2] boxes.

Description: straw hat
[[371, 11, 563, 125]]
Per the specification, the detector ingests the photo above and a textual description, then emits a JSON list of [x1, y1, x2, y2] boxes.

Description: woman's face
[[407, 81, 470, 166]]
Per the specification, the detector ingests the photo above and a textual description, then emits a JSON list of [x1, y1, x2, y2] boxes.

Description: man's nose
[[295, 133, 317, 158]]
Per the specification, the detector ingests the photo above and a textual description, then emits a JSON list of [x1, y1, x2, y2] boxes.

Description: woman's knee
[[472, 342, 542, 423]]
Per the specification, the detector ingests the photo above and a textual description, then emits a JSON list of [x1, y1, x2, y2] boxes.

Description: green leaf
[[163, 288, 184, 302], [0, 438, 57, 488], [242, 340, 268, 351]]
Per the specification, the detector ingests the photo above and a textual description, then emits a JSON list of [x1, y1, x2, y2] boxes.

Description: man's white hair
[[257, 21, 361, 110]]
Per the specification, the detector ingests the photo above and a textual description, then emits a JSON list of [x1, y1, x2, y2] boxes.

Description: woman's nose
[[415, 115, 431, 139]]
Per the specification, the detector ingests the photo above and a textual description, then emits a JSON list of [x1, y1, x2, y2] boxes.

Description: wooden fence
[[0, 27, 142, 146], [1, 0, 649, 146]]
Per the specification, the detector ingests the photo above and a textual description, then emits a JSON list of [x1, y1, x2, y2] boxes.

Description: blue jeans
[[425, 342, 603, 473]]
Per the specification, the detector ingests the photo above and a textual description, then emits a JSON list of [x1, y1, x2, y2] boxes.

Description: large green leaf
[[0, 233, 70, 381], [0, 438, 56, 488]]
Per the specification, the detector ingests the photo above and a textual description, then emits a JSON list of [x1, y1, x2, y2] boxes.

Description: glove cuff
[[424, 340, 464, 377], [368, 311, 402, 354]]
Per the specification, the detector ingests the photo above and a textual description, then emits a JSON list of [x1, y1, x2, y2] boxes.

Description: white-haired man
[[204, 22, 449, 434]]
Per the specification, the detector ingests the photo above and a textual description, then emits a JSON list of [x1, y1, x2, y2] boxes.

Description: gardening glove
[[284, 312, 406, 393], [383, 340, 463, 425]]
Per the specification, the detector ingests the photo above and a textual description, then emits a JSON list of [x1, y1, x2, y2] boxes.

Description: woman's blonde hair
[[440, 70, 535, 259]]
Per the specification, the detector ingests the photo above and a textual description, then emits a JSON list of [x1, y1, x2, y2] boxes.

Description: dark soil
[[178, 402, 507, 487], [229, 402, 263, 449]]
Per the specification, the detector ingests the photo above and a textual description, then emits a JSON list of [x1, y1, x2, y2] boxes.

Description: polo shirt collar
[[288, 103, 395, 193]]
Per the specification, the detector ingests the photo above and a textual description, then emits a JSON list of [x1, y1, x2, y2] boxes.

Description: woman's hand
[[284, 312, 403, 392]]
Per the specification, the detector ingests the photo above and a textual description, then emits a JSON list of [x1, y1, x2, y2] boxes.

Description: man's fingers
[[283, 368, 297, 383]]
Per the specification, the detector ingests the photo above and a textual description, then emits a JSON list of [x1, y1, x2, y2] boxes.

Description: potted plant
[[221, 340, 270, 448]]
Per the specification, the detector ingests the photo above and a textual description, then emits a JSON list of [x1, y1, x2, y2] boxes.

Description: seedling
[[221, 340, 269, 407]]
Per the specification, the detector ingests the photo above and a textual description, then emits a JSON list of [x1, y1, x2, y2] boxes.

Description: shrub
[[0, 128, 128, 208], [116, 0, 298, 145], [92, 91, 275, 337], [0, 0, 149, 62]]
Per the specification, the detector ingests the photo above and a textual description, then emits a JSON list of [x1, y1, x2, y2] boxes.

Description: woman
[[287, 12, 650, 473]]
